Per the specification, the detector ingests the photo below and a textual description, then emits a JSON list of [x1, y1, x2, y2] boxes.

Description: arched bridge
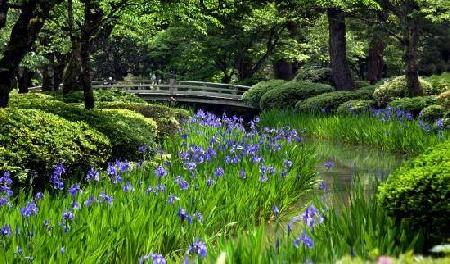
[[92, 80, 256, 109]]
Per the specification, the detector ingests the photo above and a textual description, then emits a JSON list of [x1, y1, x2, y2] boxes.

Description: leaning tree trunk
[[404, 21, 422, 96], [327, 8, 355, 90], [0, 0, 59, 107], [367, 36, 385, 84]]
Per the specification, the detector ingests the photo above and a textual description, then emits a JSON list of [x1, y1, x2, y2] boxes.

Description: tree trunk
[[0, 0, 8, 29], [17, 68, 32, 94], [237, 56, 253, 81], [274, 59, 296, 80], [80, 0, 103, 109], [42, 53, 55, 91], [367, 36, 385, 84], [327, 8, 355, 90], [404, 21, 422, 96], [54, 53, 68, 90], [63, 0, 82, 94], [0, 0, 59, 107]]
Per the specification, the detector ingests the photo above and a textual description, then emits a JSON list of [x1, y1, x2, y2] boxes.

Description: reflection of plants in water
[[208, 177, 424, 263], [313, 139, 404, 181]]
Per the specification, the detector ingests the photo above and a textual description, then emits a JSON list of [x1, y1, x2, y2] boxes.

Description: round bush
[[260, 81, 334, 110], [378, 140, 450, 244], [94, 109, 158, 160], [354, 80, 371, 89], [337, 100, 376, 115], [296, 91, 361, 113], [46, 89, 147, 104], [0, 109, 111, 185], [99, 102, 189, 139], [388, 96, 438, 116], [12, 99, 158, 161], [242, 80, 287, 108], [354, 85, 377, 100], [418, 104, 445, 122], [437, 90, 450, 109], [425, 72, 450, 95], [373, 76, 433, 106]]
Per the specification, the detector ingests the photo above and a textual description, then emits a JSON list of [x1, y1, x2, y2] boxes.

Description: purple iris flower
[[139, 253, 166, 264], [20, 201, 38, 218], [294, 233, 314, 248], [188, 240, 207, 258]]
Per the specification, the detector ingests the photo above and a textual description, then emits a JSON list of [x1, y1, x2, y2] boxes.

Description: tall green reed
[[260, 110, 449, 155], [207, 177, 423, 263]]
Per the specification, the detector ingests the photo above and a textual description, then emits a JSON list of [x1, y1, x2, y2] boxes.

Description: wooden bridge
[[91, 80, 255, 109]]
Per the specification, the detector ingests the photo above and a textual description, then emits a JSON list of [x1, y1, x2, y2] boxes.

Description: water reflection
[[309, 139, 405, 194]]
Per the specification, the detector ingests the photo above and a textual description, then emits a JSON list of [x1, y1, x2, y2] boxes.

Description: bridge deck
[[94, 81, 256, 109], [30, 80, 257, 109]]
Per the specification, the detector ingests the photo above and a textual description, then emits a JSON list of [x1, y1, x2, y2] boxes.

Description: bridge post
[[231, 84, 238, 95], [169, 78, 176, 96]]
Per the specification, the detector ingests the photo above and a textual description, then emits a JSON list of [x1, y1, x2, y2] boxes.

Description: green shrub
[[425, 72, 450, 95], [45, 89, 146, 104], [354, 85, 377, 100], [378, 140, 450, 244], [295, 65, 333, 85], [336, 100, 376, 115], [296, 91, 362, 113], [242, 80, 287, 108], [98, 102, 189, 139], [260, 81, 334, 110], [0, 109, 111, 184], [12, 99, 158, 160], [354, 80, 370, 89], [373, 76, 433, 105], [388, 96, 438, 116], [418, 105, 445, 122], [438, 90, 450, 109]]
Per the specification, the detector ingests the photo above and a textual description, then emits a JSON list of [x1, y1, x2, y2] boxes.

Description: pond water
[[307, 138, 406, 195]]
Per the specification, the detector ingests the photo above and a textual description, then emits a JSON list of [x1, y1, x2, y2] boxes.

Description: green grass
[[207, 177, 424, 263], [259, 110, 450, 155]]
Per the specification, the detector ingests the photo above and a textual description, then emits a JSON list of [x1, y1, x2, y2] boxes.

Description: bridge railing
[[92, 80, 251, 97]]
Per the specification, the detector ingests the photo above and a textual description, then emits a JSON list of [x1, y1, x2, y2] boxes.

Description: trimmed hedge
[[11, 98, 157, 161], [355, 85, 377, 100], [98, 102, 189, 139], [388, 96, 438, 116], [336, 100, 376, 115], [44, 89, 147, 104], [373, 76, 433, 106], [378, 140, 450, 244], [243, 80, 287, 108], [0, 109, 111, 184], [260, 81, 334, 110], [425, 72, 450, 95], [296, 91, 362, 113], [438, 90, 450, 109], [418, 105, 445, 123]]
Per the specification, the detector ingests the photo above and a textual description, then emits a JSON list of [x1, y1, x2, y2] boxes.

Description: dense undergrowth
[[259, 110, 449, 155], [0, 111, 318, 262]]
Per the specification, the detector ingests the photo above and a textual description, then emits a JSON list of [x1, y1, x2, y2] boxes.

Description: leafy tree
[[0, 0, 63, 108]]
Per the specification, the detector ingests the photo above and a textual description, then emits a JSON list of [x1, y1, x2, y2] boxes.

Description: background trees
[[0, 0, 449, 108]]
